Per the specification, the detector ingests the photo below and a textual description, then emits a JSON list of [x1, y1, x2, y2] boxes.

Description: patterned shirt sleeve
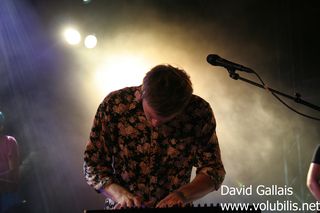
[[195, 105, 226, 190], [83, 97, 117, 192]]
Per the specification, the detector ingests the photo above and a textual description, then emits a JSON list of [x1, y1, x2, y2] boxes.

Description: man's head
[[142, 64, 193, 127], [0, 111, 5, 133]]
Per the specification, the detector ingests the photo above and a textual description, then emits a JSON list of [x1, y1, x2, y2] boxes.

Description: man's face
[[142, 99, 177, 127]]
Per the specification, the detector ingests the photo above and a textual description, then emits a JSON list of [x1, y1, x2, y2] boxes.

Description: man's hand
[[156, 173, 220, 208], [113, 192, 142, 209], [101, 183, 142, 209], [155, 191, 186, 208]]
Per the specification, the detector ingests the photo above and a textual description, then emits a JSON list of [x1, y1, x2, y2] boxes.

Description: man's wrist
[[174, 190, 187, 203]]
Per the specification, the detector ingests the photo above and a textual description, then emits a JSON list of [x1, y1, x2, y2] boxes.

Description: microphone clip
[[227, 68, 239, 80]]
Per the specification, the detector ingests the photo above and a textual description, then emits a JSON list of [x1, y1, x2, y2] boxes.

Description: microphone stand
[[227, 68, 320, 112]]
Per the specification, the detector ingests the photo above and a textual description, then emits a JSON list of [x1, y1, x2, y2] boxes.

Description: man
[[0, 111, 20, 212], [307, 144, 320, 201], [84, 64, 225, 209]]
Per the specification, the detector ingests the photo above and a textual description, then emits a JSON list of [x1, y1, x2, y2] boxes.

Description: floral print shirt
[[84, 86, 225, 207]]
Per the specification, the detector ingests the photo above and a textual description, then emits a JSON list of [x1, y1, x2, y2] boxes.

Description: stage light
[[84, 35, 97, 49], [63, 28, 81, 45], [93, 54, 152, 97]]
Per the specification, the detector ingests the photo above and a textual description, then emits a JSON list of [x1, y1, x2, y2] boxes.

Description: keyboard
[[84, 204, 261, 212]]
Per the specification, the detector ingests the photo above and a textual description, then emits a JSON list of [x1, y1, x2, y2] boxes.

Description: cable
[[252, 71, 320, 121]]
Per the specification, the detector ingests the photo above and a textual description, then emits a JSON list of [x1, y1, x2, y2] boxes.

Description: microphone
[[206, 54, 254, 73]]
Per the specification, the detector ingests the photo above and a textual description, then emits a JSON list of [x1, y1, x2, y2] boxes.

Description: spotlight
[[84, 35, 97, 49], [63, 28, 81, 45]]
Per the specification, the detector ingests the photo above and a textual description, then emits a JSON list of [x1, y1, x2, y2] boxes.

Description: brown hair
[[142, 64, 193, 117]]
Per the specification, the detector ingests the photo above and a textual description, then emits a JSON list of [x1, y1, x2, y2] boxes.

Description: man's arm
[[157, 131, 226, 208], [84, 100, 142, 209], [0, 154, 20, 181], [84, 140, 142, 209], [84, 101, 115, 190], [0, 137, 20, 191], [156, 172, 224, 208], [100, 183, 142, 209], [307, 163, 320, 200], [8, 138, 20, 183]]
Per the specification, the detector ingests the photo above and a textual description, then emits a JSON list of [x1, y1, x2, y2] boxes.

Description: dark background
[[1, 0, 320, 212]]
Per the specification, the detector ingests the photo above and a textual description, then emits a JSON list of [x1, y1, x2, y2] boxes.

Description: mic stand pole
[[227, 69, 320, 112]]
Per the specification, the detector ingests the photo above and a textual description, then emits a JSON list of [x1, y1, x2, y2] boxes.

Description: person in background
[[0, 111, 20, 212], [307, 144, 320, 201], [84, 64, 225, 209]]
